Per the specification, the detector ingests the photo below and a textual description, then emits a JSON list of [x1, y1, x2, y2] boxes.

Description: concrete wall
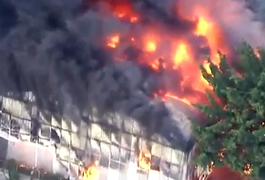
[[0, 130, 73, 176], [6, 140, 54, 172]]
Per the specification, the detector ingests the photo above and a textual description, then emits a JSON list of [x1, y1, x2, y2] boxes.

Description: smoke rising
[[0, 0, 264, 151], [178, 0, 265, 47], [0, 0, 180, 145]]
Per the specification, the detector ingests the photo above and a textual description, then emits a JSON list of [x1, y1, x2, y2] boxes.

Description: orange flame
[[93, 0, 233, 105], [195, 16, 226, 65], [107, 35, 119, 48], [112, 1, 138, 23], [174, 43, 190, 65], [82, 160, 100, 180], [196, 18, 212, 36], [138, 151, 151, 171], [164, 92, 192, 105], [130, 16, 138, 23], [146, 40, 156, 52]]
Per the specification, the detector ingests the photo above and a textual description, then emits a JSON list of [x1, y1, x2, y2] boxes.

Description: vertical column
[[51, 116, 61, 157], [148, 170, 160, 180], [34, 140, 38, 168], [128, 134, 138, 180], [127, 161, 138, 180], [8, 113, 11, 137], [107, 167, 119, 180]]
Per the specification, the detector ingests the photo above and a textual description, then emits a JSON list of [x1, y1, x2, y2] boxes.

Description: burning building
[[0, 0, 265, 179], [0, 92, 195, 180]]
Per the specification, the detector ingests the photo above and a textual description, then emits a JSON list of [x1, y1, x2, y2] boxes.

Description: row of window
[[0, 113, 59, 143], [0, 127, 185, 180], [0, 114, 185, 164], [1, 97, 180, 150], [57, 151, 181, 180], [0, 110, 183, 151]]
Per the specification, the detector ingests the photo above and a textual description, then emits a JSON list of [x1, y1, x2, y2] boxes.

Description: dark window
[[10, 119, 20, 138], [51, 128, 60, 144], [30, 118, 40, 142]]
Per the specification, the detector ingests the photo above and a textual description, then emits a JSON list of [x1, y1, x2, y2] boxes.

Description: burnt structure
[[0, 92, 195, 180]]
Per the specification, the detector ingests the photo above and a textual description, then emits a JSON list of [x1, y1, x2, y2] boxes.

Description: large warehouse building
[[0, 92, 196, 180]]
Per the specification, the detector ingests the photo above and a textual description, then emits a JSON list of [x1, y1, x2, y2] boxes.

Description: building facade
[[0, 92, 195, 180]]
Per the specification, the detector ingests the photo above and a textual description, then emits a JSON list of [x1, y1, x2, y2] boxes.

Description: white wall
[[0, 130, 71, 175], [6, 140, 53, 171]]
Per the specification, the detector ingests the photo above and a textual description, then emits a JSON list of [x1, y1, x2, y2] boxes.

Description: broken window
[[30, 118, 40, 142]]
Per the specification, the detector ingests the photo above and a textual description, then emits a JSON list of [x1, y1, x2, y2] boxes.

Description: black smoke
[[0, 0, 200, 151], [0, 0, 18, 39]]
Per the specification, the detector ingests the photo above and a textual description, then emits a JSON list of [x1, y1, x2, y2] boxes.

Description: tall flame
[[174, 43, 190, 65], [92, 0, 234, 105], [196, 18, 212, 36]]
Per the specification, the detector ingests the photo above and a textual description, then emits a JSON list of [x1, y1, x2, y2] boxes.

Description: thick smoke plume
[[0, 0, 264, 151]]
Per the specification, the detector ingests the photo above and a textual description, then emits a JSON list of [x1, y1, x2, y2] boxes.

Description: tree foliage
[[5, 159, 20, 180], [193, 42, 265, 178]]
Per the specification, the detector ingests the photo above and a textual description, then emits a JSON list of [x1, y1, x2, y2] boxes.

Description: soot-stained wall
[[0, 94, 195, 179]]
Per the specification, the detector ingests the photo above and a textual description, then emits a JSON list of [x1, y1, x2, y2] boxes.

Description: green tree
[[5, 159, 20, 180], [193, 42, 265, 179]]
